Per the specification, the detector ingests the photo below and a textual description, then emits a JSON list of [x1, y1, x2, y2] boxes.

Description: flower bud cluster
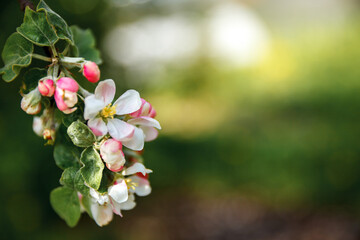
[[18, 54, 159, 227]]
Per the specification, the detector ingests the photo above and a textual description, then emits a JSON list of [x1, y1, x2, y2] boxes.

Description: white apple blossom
[[89, 179, 129, 226], [84, 79, 146, 150]]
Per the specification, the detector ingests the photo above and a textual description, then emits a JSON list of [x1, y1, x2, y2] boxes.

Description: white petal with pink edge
[[128, 116, 161, 129], [114, 89, 142, 115], [121, 127, 145, 151], [91, 203, 113, 227], [123, 162, 152, 176], [108, 180, 128, 204], [107, 118, 135, 141], [94, 79, 116, 105], [140, 126, 159, 141], [129, 176, 152, 197], [84, 95, 105, 120], [88, 117, 108, 137]]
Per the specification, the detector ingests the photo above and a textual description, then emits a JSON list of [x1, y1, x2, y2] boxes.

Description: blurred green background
[[1, 0, 360, 239]]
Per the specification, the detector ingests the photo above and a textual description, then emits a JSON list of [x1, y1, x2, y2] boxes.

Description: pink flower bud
[[54, 77, 79, 114], [130, 98, 156, 118], [21, 88, 42, 115], [83, 61, 100, 83], [100, 139, 126, 172], [38, 79, 55, 97]]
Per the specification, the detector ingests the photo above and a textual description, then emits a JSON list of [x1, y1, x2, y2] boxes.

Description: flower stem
[[32, 53, 52, 62], [78, 85, 92, 98]]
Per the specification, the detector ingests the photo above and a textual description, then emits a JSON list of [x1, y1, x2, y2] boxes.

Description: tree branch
[[17, 0, 34, 11]]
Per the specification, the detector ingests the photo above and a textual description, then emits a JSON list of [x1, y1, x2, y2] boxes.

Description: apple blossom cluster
[[0, 0, 160, 227]]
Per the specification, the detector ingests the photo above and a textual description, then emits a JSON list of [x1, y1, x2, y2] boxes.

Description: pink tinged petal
[[119, 193, 136, 210], [88, 118, 108, 137], [123, 162, 152, 176], [107, 119, 135, 141], [129, 176, 152, 197], [129, 98, 146, 117], [91, 203, 113, 227], [108, 180, 128, 204], [110, 198, 123, 216], [56, 77, 79, 92], [38, 79, 55, 97], [121, 127, 145, 151], [140, 126, 158, 141], [54, 88, 68, 111], [83, 61, 100, 83], [149, 108, 157, 118], [128, 116, 161, 130], [84, 95, 105, 120], [94, 79, 116, 105], [64, 91, 78, 108], [106, 163, 124, 172], [100, 140, 126, 171], [63, 107, 77, 114], [140, 101, 151, 116], [114, 89, 142, 115]]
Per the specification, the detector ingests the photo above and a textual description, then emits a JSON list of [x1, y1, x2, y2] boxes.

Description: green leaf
[[67, 120, 96, 147], [17, 7, 58, 46], [50, 186, 81, 227], [81, 195, 93, 218], [37, 0, 74, 44], [97, 169, 115, 194], [22, 68, 47, 94], [70, 25, 102, 64], [80, 147, 104, 190], [54, 143, 81, 170], [74, 170, 90, 195], [60, 167, 78, 187], [0, 33, 33, 82]]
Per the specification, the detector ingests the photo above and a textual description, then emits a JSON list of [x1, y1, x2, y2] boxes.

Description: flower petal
[[140, 126, 158, 141], [120, 193, 136, 210], [128, 116, 161, 129], [123, 162, 152, 176], [88, 118, 108, 137], [114, 90, 142, 115], [108, 180, 128, 204], [121, 127, 145, 151], [84, 95, 105, 120], [33, 117, 43, 136], [94, 79, 116, 105], [107, 119, 135, 141], [91, 203, 113, 227], [110, 198, 123, 216], [129, 176, 152, 197]]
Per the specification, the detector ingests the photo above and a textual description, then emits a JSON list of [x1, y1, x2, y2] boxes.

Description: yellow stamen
[[101, 104, 116, 119], [125, 178, 138, 190]]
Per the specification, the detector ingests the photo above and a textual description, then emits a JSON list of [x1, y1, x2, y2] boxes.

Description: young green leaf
[[50, 186, 81, 227], [60, 167, 79, 188], [74, 170, 90, 195], [37, 0, 74, 44], [70, 25, 102, 64], [81, 194, 93, 219], [17, 7, 58, 46], [97, 169, 115, 194], [67, 120, 96, 147], [80, 147, 104, 190], [0, 33, 33, 82], [54, 143, 81, 170]]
